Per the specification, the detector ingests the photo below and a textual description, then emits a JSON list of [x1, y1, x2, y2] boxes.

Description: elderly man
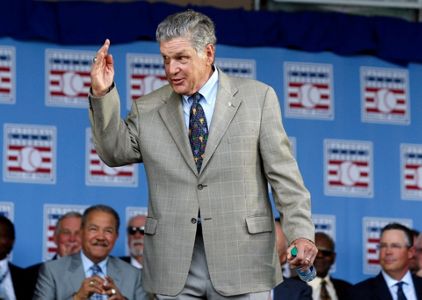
[[352, 223, 422, 300], [33, 205, 147, 300], [120, 215, 146, 269], [89, 9, 316, 300], [26, 211, 82, 297]]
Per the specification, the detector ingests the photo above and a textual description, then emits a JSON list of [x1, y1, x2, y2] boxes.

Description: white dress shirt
[[130, 256, 143, 269], [382, 270, 417, 300], [308, 275, 338, 300], [0, 258, 16, 300]]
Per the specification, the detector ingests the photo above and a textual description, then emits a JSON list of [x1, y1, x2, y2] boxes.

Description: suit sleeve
[[258, 86, 314, 243], [32, 263, 56, 300], [89, 85, 142, 167]]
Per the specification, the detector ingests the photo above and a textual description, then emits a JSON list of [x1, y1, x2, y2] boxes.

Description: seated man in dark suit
[[273, 218, 312, 300], [26, 211, 82, 296], [352, 222, 422, 300], [33, 204, 148, 300], [308, 232, 352, 300], [0, 215, 27, 300]]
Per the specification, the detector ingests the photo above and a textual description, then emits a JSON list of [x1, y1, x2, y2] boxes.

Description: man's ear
[[205, 44, 215, 65]]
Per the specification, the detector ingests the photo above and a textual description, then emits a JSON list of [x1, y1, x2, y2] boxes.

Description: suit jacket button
[[197, 184, 203, 190], [191, 218, 197, 224]]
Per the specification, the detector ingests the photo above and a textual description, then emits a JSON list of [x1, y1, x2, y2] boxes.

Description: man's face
[[0, 224, 14, 260], [127, 215, 146, 258], [81, 211, 118, 263], [160, 37, 214, 96], [54, 216, 82, 257], [314, 234, 336, 278], [379, 229, 414, 279]]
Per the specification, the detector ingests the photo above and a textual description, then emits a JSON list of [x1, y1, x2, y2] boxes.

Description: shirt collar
[[80, 251, 108, 274], [308, 274, 334, 289], [381, 270, 412, 288], [182, 66, 219, 105], [0, 258, 8, 270]]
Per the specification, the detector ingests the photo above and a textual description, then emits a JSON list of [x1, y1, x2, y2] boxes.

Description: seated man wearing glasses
[[120, 215, 146, 270], [308, 232, 352, 300], [352, 223, 422, 300]]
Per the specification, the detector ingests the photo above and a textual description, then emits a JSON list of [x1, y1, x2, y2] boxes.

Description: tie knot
[[321, 279, 327, 285], [190, 93, 202, 105], [90, 264, 102, 275], [396, 281, 405, 288]]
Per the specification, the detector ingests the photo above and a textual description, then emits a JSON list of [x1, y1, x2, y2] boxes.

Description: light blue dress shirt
[[182, 67, 219, 130]]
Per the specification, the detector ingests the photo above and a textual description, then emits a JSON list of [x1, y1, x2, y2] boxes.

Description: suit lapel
[[68, 254, 85, 292], [412, 274, 422, 300], [107, 257, 123, 288], [158, 92, 198, 175], [375, 273, 393, 300], [200, 71, 240, 172]]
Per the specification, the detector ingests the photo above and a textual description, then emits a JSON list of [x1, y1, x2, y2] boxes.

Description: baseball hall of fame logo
[[85, 128, 138, 187], [45, 49, 94, 108], [401, 144, 422, 200], [126, 54, 168, 110], [0, 46, 15, 104], [324, 139, 373, 197], [284, 62, 334, 120], [215, 58, 256, 79], [361, 67, 410, 125], [363, 217, 412, 274], [3, 123, 56, 184], [0, 202, 14, 220]]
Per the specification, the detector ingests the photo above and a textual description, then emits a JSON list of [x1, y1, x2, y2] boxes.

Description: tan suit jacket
[[89, 70, 314, 296]]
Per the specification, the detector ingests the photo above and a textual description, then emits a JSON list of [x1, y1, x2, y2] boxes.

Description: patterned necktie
[[188, 93, 208, 172], [90, 264, 104, 300], [396, 281, 407, 300], [320, 279, 331, 300]]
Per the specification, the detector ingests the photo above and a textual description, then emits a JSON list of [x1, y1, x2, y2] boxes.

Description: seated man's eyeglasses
[[127, 226, 145, 235]]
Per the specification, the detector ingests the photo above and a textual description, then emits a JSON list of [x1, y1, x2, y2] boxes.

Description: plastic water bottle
[[291, 246, 317, 282]]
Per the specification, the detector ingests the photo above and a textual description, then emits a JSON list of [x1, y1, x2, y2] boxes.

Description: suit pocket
[[245, 215, 272, 234], [144, 217, 158, 235]]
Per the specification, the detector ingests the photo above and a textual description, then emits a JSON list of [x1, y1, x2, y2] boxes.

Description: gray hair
[[54, 211, 82, 236], [156, 9, 217, 55]]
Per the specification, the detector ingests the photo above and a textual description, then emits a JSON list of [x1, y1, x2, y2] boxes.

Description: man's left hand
[[103, 276, 125, 299], [286, 238, 318, 269]]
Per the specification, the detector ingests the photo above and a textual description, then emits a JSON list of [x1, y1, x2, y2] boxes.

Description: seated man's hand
[[286, 238, 318, 270], [73, 275, 106, 300]]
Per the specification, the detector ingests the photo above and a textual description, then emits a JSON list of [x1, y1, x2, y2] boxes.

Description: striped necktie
[[188, 93, 208, 172], [320, 279, 331, 300], [90, 264, 104, 300]]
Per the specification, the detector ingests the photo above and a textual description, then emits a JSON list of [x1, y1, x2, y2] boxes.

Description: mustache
[[92, 240, 109, 247], [130, 238, 144, 246]]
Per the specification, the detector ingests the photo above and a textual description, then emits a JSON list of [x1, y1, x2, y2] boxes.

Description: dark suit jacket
[[351, 272, 422, 300], [9, 262, 27, 300], [119, 256, 131, 264], [332, 277, 353, 300], [273, 277, 312, 300]]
